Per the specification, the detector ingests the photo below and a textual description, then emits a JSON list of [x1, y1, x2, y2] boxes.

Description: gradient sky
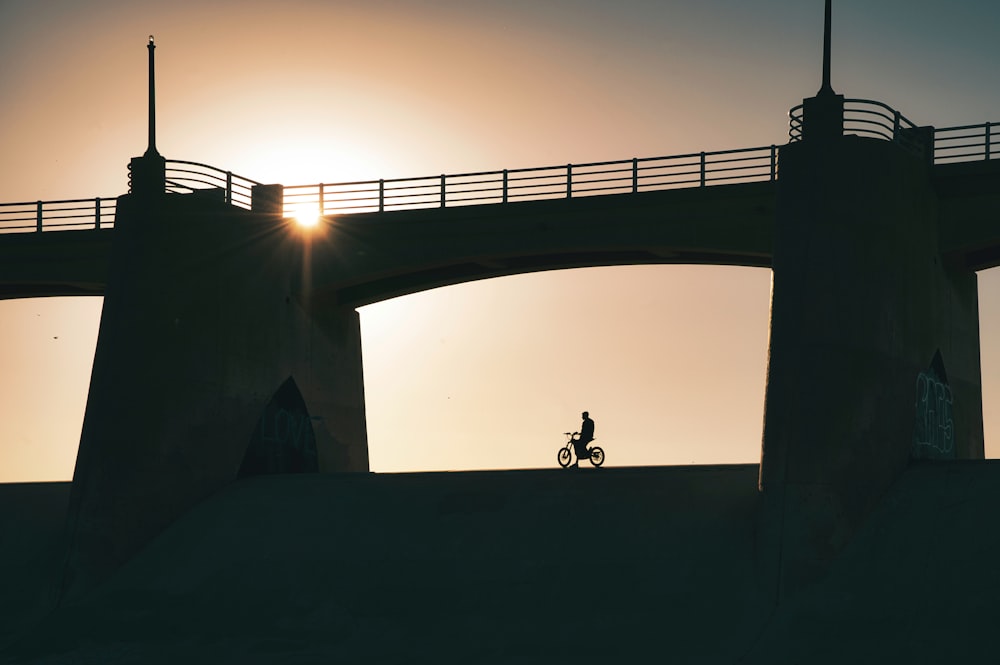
[[1, 0, 999, 481]]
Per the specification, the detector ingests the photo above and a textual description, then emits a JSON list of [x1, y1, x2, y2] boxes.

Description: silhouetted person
[[571, 411, 595, 466]]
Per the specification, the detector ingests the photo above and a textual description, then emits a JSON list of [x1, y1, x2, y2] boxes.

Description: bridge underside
[[0, 229, 112, 300], [936, 160, 1000, 270], [306, 182, 776, 307]]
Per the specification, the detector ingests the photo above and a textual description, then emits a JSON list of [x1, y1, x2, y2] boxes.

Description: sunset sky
[[1, 0, 999, 481]]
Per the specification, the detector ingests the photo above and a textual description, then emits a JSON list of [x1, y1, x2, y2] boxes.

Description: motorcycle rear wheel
[[589, 446, 605, 467]]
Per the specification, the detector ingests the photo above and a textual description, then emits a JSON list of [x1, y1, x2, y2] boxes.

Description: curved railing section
[[283, 146, 779, 217], [935, 122, 997, 163], [161, 160, 262, 209], [788, 98, 919, 144], [0, 197, 117, 233]]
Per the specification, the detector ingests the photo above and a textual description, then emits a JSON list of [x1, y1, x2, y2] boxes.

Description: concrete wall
[[61, 194, 368, 598], [760, 135, 984, 592]]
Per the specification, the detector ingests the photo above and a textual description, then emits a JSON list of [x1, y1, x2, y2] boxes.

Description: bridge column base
[[61, 194, 368, 598], [759, 136, 984, 595]]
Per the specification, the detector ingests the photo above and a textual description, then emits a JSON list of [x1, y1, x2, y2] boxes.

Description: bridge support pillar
[[759, 135, 984, 594], [61, 194, 368, 598]]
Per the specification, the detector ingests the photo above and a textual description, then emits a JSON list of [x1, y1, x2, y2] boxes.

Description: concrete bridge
[[2, 13, 1000, 656], [1, 96, 999, 600]]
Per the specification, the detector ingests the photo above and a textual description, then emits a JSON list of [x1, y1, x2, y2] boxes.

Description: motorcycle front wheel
[[557, 447, 573, 468], [589, 446, 605, 467]]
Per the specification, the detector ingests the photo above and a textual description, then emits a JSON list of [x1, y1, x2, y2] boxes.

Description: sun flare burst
[[289, 204, 321, 229]]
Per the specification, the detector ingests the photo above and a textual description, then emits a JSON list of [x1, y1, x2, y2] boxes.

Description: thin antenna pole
[[145, 35, 159, 156], [819, 0, 833, 95]]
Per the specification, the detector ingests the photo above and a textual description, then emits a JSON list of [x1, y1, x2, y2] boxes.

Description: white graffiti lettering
[[913, 370, 954, 455]]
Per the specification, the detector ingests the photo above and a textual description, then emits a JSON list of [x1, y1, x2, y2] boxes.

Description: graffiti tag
[[260, 407, 322, 451], [913, 370, 954, 457]]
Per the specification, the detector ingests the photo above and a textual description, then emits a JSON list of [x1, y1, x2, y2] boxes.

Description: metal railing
[[788, 98, 920, 143], [0, 197, 117, 233], [283, 145, 779, 217], [787, 98, 999, 166], [4, 117, 998, 236], [934, 122, 997, 163], [162, 160, 262, 209]]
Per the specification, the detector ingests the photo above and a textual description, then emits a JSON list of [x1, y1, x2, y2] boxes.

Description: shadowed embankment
[[1, 465, 768, 664], [3, 462, 1000, 663]]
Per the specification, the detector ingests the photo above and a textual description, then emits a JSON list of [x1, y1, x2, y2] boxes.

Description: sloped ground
[[0, 483, 71, 651], [741, 460, 1000, 665], [7, 461, 998, 664], [1, 466, 770, 664]]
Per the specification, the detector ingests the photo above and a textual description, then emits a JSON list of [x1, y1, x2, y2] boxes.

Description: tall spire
[[144, 35, 159, 157], [818, 0, 834, 95]]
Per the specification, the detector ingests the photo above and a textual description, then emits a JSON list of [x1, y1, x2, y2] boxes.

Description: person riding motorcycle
[[571, 411, 595, 467]]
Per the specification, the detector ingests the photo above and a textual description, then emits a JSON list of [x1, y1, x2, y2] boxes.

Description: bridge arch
[[358, 263, 771, 472]]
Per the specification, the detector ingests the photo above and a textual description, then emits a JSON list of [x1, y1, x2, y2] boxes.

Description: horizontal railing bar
[[571, 184, 639, 195], [165, 159, 263, 185], [635, 176, 703, 187], [636, 163, 702, 175], [934, 126, 986, 141], [30, 212, 97, 220], [380, 183, 441, 194], [936, 150, 986, 160], [382, 200, 441, 210], [937, 140, 990, 151], [936, 122, 997, 133], [446, 194, 505, 205], [704, 155, 771, 166], [506, 191, 570, 201], [0, 197, 115, 208], [166, 177, 224, 190], [441, 176, 504, 188]]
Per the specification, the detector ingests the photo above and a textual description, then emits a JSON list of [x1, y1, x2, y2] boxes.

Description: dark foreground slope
[[746, 460, 1000, 664], [2, 465, 770, 664], [4, 461, 1000, 664], [0, 483, 71, 650]]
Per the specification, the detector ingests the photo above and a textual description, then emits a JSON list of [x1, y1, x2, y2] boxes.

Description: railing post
[[226, 171, 233, 205], [502, 169, 508, 203], [632, 158, 638, 193], [770, 145, 777, 181], [893, 111, 901, 140], [379, 179, 384, 212], [987, 123, 992, 161], [95, 197, 101, 229], [36, 200, 42, 232], [567, 164, 572, 199], [700, 152, 706, 187], [318, 183, 325, 217], [440, 174, 446, 208]]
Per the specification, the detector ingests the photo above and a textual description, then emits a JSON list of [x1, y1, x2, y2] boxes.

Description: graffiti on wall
[[912, 350, 955, 460], [239, 376, 321, 477]]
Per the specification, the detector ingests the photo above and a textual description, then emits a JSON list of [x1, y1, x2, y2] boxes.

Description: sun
[[289, 204, 321, 229]]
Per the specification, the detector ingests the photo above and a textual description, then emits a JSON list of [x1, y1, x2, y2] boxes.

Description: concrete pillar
[[128, 153, 165, 199], [251, 184, 284, 215], [60, 194, 368, 598], [759, 131, 984, 593], [802, 92, 844, 143]]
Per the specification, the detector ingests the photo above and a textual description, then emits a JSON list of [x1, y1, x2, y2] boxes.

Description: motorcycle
[[557, 431, 605, 468]]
